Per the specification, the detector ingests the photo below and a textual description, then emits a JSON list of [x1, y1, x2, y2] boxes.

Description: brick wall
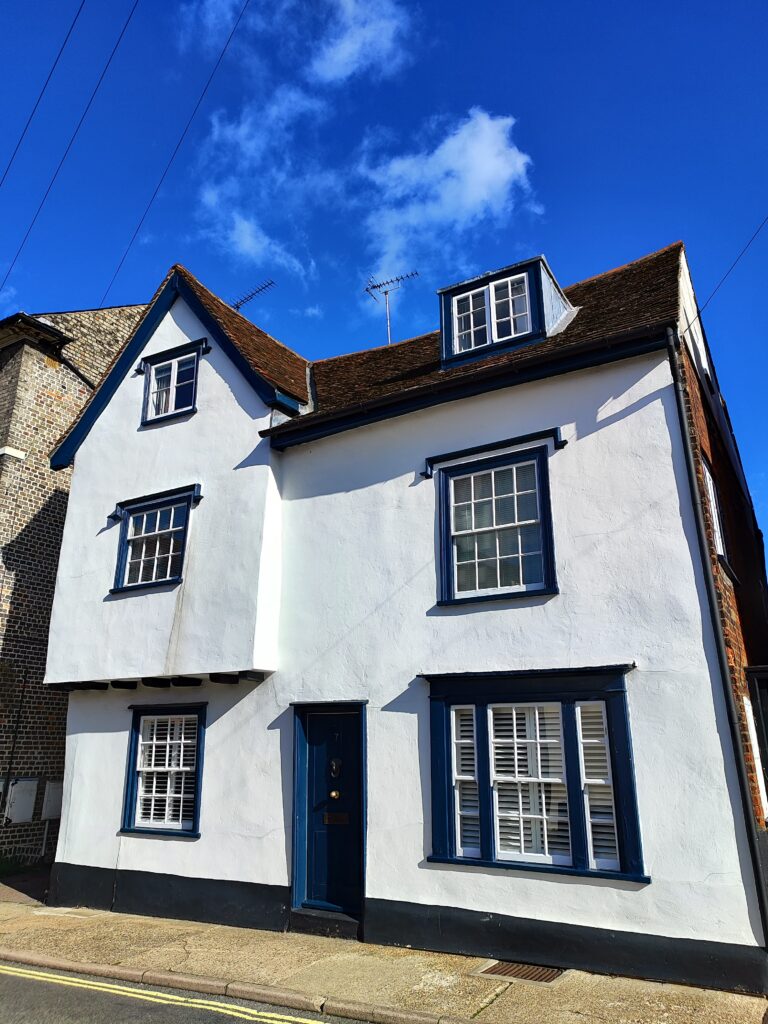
[[0, 305, 143, 863], [678, 343, 768, 826]]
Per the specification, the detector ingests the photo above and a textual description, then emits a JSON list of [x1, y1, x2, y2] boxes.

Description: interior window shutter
[[576, 701, 620, 870], [452, 706, 481, 857]]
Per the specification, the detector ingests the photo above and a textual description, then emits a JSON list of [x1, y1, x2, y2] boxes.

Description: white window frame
[[575, 701, 620, 871], [450, 458, 546, 599], [702, 459, 727, 558], [451, 705, 481, 858], [488, 702, 571, 867], [134, 713, 199, 832], [123, 501, 188, 587], [451, 273, 531, 355], [146, 353, 198, 421]]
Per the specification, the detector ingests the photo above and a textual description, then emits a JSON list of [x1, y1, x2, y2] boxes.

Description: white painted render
[[44, 297, 282, 682], [679, 252, 713, 381], [51, 336, 763, 947]]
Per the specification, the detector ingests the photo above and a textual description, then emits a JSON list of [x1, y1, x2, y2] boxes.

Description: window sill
[[441, 331, 544, 369], [140, 408, 197, 428], [110, 577, 183, 595], [120, 828, 200, 839], [426, 854, 650, 884], [437, 585, 558, 607], [717, 554, 740, 586]]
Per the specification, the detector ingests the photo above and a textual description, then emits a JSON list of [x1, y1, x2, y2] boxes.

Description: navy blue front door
[[303, 709, 363, 914]]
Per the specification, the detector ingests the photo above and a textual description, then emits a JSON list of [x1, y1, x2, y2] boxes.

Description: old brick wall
[[0, 305, 143, 863], [678, 343, 768, 826]]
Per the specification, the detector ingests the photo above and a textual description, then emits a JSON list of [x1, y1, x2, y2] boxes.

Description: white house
[[44, 243, 768, 993]]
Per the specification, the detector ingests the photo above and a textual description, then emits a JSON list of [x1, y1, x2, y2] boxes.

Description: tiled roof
[[267, 242, 683, 439], [175, 265, 309, 402]]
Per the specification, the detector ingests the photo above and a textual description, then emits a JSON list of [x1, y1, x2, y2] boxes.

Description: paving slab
[[0, 899, 766, 1023], [475, 968, 767, 1024]]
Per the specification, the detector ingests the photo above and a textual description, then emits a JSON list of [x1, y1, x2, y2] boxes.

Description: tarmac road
[[0, 962, 348, 1024]]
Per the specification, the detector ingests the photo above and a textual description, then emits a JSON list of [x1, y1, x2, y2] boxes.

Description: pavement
[[0, 873, 766, 1024]]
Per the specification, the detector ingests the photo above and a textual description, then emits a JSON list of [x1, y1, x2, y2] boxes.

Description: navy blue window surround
[[121, 703, 206, 838], [110, 484, 202, 594], [139, 339, 209, 426], [425, 668, 647, 882], [437, 445, 556, 605]]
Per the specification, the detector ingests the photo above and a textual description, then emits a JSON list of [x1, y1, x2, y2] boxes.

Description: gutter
[[264, 328, 670, 450], [666, 325, 768, 942]]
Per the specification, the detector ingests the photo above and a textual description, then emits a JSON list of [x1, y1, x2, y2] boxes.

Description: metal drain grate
[[480, 960, 563, 983]]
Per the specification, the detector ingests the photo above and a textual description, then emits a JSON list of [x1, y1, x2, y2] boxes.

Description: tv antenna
[[232, 278, 275, 312], [365, 270, 419, 345]]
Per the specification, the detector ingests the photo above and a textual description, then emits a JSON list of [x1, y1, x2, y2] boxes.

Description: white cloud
[[310, 0, 410, 84], [0, 284, 18, 317], [359, 108, 534, 277], [209, 86, 326, 172], [227, 213, 305, 275], [290, 304, 323, 319], [178, 0, 243, 51]]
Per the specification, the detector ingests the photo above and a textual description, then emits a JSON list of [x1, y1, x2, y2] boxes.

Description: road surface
[[0, 962, 346, 1024]]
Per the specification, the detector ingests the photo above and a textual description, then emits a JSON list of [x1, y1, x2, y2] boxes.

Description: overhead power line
[[681, 211, 768, 344], [0, 0, 87, 191], [98, 0, 252, 307], [0, 0, 140, 297]]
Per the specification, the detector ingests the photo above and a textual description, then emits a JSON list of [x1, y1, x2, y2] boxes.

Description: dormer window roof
[[438, 256, 575, 366]]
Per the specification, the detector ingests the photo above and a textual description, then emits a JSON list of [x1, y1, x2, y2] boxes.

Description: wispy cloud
[[359, 108, 534, 278], [290, 304, 323, 319], [309, 0, 411, 84], [226, 213, 306, 276], [0, 283, 18, 317]]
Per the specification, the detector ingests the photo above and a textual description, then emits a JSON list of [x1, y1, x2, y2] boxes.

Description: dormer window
[[439, 257, 574, 367], [139, 339, 209, 426], [453, 274, 531, 355]]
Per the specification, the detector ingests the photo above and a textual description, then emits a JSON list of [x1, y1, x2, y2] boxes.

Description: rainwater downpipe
[[667, 325, 768, 942]]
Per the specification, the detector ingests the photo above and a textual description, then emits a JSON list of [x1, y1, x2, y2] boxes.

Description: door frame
[[291, 701, 367, 914]]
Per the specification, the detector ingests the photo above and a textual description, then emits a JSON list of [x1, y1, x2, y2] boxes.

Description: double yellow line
[[0, 963, 322, 1022]]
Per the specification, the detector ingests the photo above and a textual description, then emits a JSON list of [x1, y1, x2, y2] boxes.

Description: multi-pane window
[[490, 704, 571, 865], [111, 485, 199, 592], [124, 502, 187, 586], [122, 705, 205, 836], [452, 274, 530, 354], [450, 458, 545, 596], [140, 343, 206, 425], [430, 673, 644, 879], [702, 460, 727, 558], [135, 715, 199, 830]]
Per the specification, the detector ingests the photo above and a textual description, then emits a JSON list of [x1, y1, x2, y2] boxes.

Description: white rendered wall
[[54, 348, 762, 947], [275, 351, 761, 946], [44, 297, 281, 682]]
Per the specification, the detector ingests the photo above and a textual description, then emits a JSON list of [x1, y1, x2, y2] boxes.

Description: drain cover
[[480, 960, 563, 983]]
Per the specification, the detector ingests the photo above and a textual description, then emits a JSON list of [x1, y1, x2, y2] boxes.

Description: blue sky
[[1, 0, 767, 523]]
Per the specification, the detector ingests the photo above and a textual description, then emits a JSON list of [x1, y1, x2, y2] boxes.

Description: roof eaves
[[263, 322, 674, 449]]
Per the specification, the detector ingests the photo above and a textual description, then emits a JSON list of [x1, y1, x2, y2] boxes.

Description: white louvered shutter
[[136, 714, 199, 830], [489, 703, 571, 865], [451, 706, 481, 856], [576, 702, 619, 869]]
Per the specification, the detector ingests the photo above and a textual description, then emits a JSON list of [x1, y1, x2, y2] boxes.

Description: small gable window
[[122, 704, 206, 837], [140, 340, 208, 425], [110, 485, 202, 594], [453, 274, 530, 354], [437, 446, 556, 603]]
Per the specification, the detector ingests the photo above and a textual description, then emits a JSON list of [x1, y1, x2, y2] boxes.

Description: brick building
[[0, 303, 144, 863]]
